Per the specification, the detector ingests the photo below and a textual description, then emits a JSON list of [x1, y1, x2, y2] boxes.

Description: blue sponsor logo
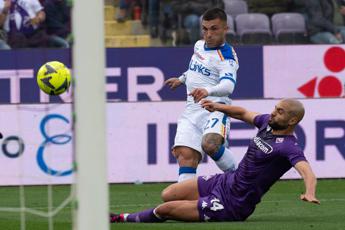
[[37, 114, 73, 176], [189, 61, 211, 76]]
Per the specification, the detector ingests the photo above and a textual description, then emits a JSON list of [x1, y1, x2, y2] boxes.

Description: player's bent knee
[[201, 143, 219, 156], [178, 155, 200, 167], [161, 186, 173, 202], [174, 147, 201, 167], [202, 133, 224, 156]]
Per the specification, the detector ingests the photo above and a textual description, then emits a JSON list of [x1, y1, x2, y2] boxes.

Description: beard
[[269, 120, 289, 130]]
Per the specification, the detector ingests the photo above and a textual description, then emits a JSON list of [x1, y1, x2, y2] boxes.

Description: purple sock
[[126, 208, 165, 223]]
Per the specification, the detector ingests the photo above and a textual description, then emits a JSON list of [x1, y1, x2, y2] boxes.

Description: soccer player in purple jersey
[[110, 99, 320, 223]]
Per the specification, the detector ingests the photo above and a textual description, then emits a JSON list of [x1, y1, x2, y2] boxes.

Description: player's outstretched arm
[[165, 77, 183, 90], [294, 161, 320, 205], [201, 100, 259, 125]]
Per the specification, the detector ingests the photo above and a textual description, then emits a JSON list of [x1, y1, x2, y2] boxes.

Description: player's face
[[202, 18, 228, 48], [268, 102, 294, 130]]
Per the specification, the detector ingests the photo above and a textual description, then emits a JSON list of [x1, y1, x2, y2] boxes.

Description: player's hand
[[200, 99, 217, 112], [164, 77, 182, 90], [30, 16, 41, 26], [300, 194, 320, 205], [189, 88, 208, 103]]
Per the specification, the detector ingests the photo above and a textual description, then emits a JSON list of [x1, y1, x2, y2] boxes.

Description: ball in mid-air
[[37, 61, 71, 95]]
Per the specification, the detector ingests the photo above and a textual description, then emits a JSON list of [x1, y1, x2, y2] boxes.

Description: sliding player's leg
[[110, 200, 200, 223], [155, 200, 200, 221], [132, 174, 230, 223], [161, 177, 199, 202], [110, 178, 200, 223], [110, 173, 232, 223]]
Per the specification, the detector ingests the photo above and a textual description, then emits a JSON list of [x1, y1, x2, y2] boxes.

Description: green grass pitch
[[0, 179, 344, 230]]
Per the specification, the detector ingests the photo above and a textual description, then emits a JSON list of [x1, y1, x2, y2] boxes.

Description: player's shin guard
[[178, 166, 197, 182], [125, 208, 165, 223], [211, 145, 236, 172]]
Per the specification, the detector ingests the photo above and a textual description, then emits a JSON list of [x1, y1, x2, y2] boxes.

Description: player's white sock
[[178, 167, 197, 182], [211, 146, 236, 172], [123, 213, 129, 222]]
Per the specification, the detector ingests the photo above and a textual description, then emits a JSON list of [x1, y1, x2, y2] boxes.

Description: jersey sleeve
[[178, 71, 187, 84], [216, 58, 238, 88], [205, 47, 239, 96], [282, 146, 307, 166], [31, 0, 44, 14], [216, 46, 238, 83], [253, 114, 270, 129]]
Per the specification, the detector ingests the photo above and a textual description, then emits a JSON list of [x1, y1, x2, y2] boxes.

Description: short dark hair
[[202, 8, 227, 22]]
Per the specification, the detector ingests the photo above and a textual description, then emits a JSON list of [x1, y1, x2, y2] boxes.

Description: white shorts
[[173, 110, 230, 158]]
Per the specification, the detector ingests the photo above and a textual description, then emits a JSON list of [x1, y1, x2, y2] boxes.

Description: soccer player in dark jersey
[[110, 99, 320, 223]]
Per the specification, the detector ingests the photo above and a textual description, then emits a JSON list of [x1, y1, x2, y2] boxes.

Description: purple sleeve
[[283, 146, 307, 166], [253, 114, 270, 129]]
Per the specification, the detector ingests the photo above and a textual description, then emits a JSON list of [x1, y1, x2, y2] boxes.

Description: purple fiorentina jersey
[[197, 114, 306, 221]]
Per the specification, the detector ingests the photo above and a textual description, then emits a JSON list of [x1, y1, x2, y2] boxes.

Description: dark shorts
[[197, 174, 236, 222]]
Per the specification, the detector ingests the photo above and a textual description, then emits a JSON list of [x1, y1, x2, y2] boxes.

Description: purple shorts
[[197, 173, 236, 222]]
